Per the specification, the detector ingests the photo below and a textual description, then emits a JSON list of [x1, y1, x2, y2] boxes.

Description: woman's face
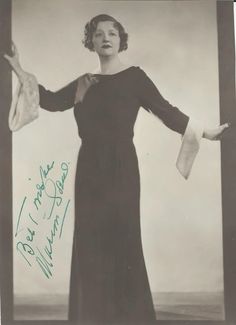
[[92, 21, 120, 57]]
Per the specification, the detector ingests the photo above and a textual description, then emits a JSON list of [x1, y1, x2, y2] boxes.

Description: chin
[[99, 51, 117, 57], [101, 48, 113, 53], [98, 47, 119, 54]]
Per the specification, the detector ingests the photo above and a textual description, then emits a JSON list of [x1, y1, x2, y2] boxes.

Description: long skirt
[[68, 138, 156, 324]]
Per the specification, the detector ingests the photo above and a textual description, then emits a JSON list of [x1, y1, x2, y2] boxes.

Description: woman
[[4, 14, 229, 325]]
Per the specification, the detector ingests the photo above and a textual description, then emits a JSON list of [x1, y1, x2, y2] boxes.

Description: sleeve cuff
[[176, 118, 204, 179], [9, 73, 39, 132]]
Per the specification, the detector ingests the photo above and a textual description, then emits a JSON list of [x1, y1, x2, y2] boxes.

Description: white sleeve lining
[[176, 118, 204, 179], [8, 73, 39, 132]]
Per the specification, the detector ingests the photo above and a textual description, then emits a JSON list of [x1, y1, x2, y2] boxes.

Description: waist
[[81, 136, 134, 145]]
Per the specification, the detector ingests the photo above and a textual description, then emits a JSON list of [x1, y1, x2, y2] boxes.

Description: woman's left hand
[[3, 41, 26, 82], [203, 123, 230, 140]]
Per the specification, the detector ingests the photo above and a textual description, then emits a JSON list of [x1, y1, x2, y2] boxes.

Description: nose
[[103, 33, 110, 42]]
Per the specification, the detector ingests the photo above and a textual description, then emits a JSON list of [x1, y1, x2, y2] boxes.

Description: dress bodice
[[38, 66, 189, 144]]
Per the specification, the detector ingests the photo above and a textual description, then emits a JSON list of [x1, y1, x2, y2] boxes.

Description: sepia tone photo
[[0, 1, 235, 325]]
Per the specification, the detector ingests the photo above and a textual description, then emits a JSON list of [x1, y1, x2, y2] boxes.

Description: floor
[[14, 292, 225, 321]]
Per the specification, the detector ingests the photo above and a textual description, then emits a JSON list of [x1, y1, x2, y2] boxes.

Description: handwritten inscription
[[15, 161, 71, 279], [33, 161, 55, 211]]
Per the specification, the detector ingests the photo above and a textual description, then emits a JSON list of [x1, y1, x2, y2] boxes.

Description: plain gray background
[[12, 0, 223, 298]]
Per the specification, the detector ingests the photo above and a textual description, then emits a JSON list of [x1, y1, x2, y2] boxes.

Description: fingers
[[12, 41, 16, 51], [3, 53, 13, 64], [11, 41, 19, 57], [220, 123, 230, 134], [216, 123, 229, 134], [222, 122, 230, 129], [3, 53, 20, 73], [3, 53, 11, 61], [3, 41, 18, 60], [215, 123, 230, 140], [3, 52, 12, 63]]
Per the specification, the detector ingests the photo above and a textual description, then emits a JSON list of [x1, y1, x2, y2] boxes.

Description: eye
[[94, 32, 102, 37]]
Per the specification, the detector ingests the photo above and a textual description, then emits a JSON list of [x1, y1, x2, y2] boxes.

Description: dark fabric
[[74, 73, 99, 105], [39, 66, 189, 324], [39, 79, 78, 111]]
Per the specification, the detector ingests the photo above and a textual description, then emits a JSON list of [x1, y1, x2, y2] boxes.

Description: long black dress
[[39, 66, 189, 324]]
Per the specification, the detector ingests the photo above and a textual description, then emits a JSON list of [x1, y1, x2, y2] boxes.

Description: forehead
[[95, 21, 117, 31]]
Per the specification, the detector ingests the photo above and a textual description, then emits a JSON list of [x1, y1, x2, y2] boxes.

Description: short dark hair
[[82, 14, 128, 52]]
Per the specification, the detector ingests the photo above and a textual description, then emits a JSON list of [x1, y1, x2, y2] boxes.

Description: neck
[[97, 55, 123, 74]]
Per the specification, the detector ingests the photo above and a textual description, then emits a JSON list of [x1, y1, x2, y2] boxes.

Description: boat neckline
[[91, 66, 138, 77]]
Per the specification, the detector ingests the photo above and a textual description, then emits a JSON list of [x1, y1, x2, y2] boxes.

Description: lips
[[102, 44, 112, 49]]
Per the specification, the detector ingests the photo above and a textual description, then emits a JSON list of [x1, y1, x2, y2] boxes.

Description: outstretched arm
[[137, 68, 230, 178], [4, 42, 77, 112], [38, 81, 78, 112], [4, 43, 40, 131], [137, 68, 189, 134], [137, 67, 230, 139]]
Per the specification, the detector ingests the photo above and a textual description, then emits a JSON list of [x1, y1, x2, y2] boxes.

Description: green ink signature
[[33, 161, 55, 211], [15, 161, 71, 278]]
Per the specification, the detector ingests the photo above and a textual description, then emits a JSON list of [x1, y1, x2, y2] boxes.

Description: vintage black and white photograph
[[0, 1, 235, 325]]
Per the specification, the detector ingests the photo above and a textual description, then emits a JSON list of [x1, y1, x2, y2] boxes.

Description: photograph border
[[0, 1, 235, 324]]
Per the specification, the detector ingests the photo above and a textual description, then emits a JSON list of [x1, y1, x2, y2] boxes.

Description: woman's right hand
[[3, 42, 26, 82]]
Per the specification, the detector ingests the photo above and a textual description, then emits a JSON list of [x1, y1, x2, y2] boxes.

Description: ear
[[89, 40, 95, 52]]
